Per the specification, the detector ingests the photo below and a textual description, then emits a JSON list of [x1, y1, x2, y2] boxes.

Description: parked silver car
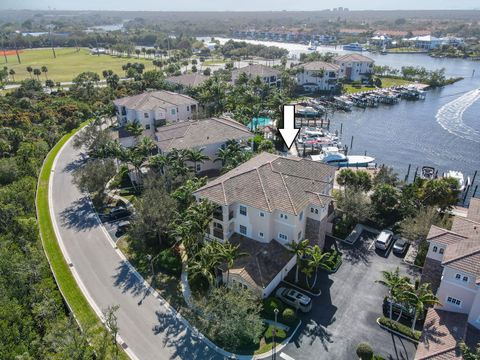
[[375, 230, 394, 251], [275, 287, 312, 312]]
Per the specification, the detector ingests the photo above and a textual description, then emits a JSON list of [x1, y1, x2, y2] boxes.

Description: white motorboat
[[307, 41, 317, 51], [443, 170, 471, 191], [311, 150, 375, 167]]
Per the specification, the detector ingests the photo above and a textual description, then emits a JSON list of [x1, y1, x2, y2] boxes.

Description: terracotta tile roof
[[442, 239, 480, 277], [220, 233, 293, 289], [468, 198, 480, 223], [415, 308, 467, 360], [194, 153, 335, 215], [334, 54, 374, 63], [165, 73, 209, 88], [297, 61, 340, 72], [451, 217, 480, 240], [427, 225, 467, 246], [155, 117, 251, 152], [232, 64, 281, 78], [113, 90, 197, 111]]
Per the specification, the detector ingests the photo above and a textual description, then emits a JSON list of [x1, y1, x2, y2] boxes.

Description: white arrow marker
[[279, 105, 299, 150]]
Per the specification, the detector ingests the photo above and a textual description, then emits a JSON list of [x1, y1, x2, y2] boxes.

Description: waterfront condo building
[[294, 61, 341, 92], [415, 198, 480, 359], [231, 64, 282, 87], [334, 54, 374, 82], [193, 152, 336, 297]]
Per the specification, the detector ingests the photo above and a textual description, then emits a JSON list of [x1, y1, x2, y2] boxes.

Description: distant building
[[334, 54, 374, 82], [370, 35, 392, 47], [165, 73, 209, 90], [231, 64, 282, 87], [155, 117, 252, 174], [295, 61, 341, 92], [406, 35, 464, 50], [90, 48, 107, 55], [193, 152, 336, 297]]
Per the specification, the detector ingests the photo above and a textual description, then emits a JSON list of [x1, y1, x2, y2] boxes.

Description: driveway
[[50, 135, 224, 360], [282, 235, 420, 360]]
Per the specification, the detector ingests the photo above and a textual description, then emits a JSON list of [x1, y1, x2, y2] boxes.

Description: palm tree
[[305, 245, 328, 289], [404, 282, 440, 330], [125, 121, 143, 144], [186, 148, 210, 174], [136, 136, 156, 157], [286, 239, 310, 283], [376, 267, 411, 320], [188, 253, 217, 286], [41, 66, 48, 80], [219, 240, 246, 285], [26, 66, 33, 78], [33, 68, 41, 80], [8, 68, 15, 82], [148, 154, 168, 175], [135, 49, 141, 59], [214, 147, 231, 167]]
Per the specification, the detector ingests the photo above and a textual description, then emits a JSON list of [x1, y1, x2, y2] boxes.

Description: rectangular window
[[299, 211, 304, 221], [455, 274, 461, 280], [259, 232, 264, 238], [259, 212, 265, 217], [315, 209, 319, 215], [310, 207, 314, 213], [171, 108, 176, 115], [463, 276, 469, 282], [239, 225, 247, 235], [298, 231, 302, 240], [144, 112, 149, 118], [196, 163, 201, 172], [447, 296, 462, 307], [278, 233, 288, 241], [187, 106, 190, 111], [239, 205, 247, 216], [439, 248, 444, 254], [280, 213, 288, 220], [145, 124, 151, 130], [433, 246, 438, 253]]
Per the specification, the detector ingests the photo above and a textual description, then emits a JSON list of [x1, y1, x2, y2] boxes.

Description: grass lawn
[[36, 122, 129, 359], [343, 77, 413, 94], [202, 58, 226, 66], [3, 47, 155, 83]]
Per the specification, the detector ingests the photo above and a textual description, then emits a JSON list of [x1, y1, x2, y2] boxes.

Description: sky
[[1, 0, 479, 11]]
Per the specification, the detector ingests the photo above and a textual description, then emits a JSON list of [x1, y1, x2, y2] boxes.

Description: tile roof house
[[193, 152, 336, 297], [334, 54, 374, 82], [155, 117, 252, 175], [417, 199, 480, 359], [231, 64, 282, 87], [165, 73, 209, 89], [295, 61, 341, 92]]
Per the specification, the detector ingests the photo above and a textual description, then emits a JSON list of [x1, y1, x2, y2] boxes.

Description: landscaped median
[[377, 316, 421, 343], [35, 123, 129, 359]]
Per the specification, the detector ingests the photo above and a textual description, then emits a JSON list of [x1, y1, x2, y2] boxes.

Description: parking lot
[[282, 234, 420, 360]]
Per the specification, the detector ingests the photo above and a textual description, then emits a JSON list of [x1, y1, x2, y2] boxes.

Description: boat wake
[[436, 89, 480, 144]]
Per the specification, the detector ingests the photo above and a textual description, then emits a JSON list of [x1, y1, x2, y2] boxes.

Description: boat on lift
[[421, 166, 436, 180], [443, 170, 471, 191]]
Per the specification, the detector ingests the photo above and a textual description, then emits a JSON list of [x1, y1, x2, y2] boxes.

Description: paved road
[[282, 234, 419, 360], [51, 136, 224, 360]]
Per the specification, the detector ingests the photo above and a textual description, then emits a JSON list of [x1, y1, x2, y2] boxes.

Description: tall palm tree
[[305, 245, 328, 289], [286, 239, 310, 283], [125, 121, 143, 144], [41, 66, 48, 80], [186, 148, 210, 174], [33, 68, 41, 81], [376, 267, 411, 320], [148, 154, 168, 175], [188, 253, 217, 287], [26, 66, 33, 78], [136, 136, 156, 157], [8, 68, 15, 82], [219, 240, 246, 285], [404, 282, 440, 330]]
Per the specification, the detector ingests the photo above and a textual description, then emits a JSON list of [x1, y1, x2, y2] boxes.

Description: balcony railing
[[213, 211, 223, 221]]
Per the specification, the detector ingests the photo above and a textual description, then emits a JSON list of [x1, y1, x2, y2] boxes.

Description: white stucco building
[[231, 64, 282, 87], [334, 53, 374, 82], [113, 90, 199, 129], [295, 61, 341, 92], [416, 198, 480, 359], [193, 152, 336, 298]]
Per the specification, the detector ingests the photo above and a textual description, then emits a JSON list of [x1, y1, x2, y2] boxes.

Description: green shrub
[[373, 354, 386, 360], [378, 317, 421, 341], [264, 325, 286, 341], [281, 308, 297, 326], [356, 342, 373, 360], [157, 248, 182, 275], [262, 297, 284, 320]]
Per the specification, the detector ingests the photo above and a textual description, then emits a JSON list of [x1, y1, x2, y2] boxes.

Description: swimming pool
[[247, 117, 272, 130]]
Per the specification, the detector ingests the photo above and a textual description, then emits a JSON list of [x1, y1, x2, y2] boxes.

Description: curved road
[[50, 134, 224, 360]]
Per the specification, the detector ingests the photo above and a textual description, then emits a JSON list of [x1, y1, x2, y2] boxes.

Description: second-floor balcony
[[213, 228, 224, 240], [213, 210, 223, 221]]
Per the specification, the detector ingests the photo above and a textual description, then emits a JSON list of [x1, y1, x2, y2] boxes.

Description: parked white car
[[375, 230, 394, 251], [275, 287, 313, 312]]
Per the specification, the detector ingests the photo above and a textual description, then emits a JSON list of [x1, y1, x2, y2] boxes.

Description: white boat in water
[[311, 150, 375, 167], [307, 41, 317, 51], [443, 170, 471, 191]]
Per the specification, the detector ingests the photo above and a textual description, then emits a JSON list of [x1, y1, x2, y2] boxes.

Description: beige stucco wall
[[426, 240, 446, 262], [296, 70, 339, 91], [468, 292, 480, 329]]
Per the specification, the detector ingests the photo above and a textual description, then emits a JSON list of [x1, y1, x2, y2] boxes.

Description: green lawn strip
[[36, 123, 129, 359]]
